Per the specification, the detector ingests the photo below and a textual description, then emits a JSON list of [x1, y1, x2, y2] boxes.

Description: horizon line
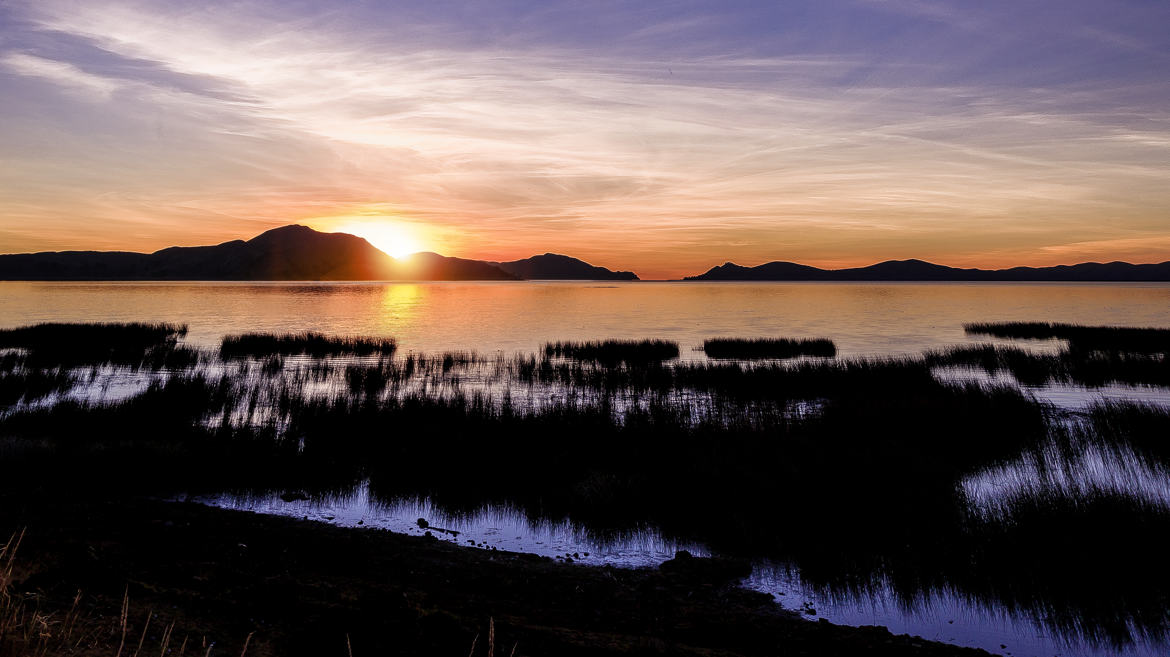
[[2, 223, 1169, 276]]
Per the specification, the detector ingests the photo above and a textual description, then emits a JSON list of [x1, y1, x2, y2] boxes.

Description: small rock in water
[[280, 491, 310, 503], [416, 518, 429, 529], [356, 520, 363, 525]]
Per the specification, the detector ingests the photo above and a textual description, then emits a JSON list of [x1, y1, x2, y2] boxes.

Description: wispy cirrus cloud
[[1, 0, 1168, 277], [2, 51, 121, 98]]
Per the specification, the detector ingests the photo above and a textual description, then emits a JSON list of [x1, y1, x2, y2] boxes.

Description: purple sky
[[2, 0, 1168, 277]]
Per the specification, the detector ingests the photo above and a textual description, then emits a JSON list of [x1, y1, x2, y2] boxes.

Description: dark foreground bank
[[0, 494, 987, 657]]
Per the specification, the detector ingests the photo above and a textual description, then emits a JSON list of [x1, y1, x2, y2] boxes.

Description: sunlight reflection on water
[[4, 281, 1170, 358]]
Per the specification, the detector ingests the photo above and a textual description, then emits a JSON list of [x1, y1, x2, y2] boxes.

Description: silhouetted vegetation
[[543, 339, 680, 364], [0, 369, 75, 407], [0, 321, 187, 367], [928, 344, 1170, 387], [962, 489, 1170, 648], [0, 352, 21, 373], [1081, 400, 1170, 461], [703, 337, 837, 359], [965, 322, 1170, 353], [513, 355, 939, 402], [220, 331, 397, 359], [4, 321, 1170, 652]]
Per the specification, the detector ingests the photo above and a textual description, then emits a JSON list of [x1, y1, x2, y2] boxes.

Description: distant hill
[[492, 253, 638, 280], [8, 227, 1163, 282], [395, 252, 518, 281], [0, 225, 634, 281], [0, 225, 399, 281], [684, 258, 1170, 281]]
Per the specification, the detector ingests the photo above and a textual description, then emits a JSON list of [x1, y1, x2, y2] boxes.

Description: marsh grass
[[1, 530, 92, 657], [0, 353, 20, 374], [512, 355, 942, 402], [0, 370, 75, 407], [220, 332, 397, 359], [1, 345, 1050, 552], [703, 337, 837, 360], [962, 489, 1170, 648], [0, 322, 188, 368], [543, 339, 679, 365], [927, 344, 1170, 387], [1081, 401, 1170, 462], [965, 322, 1170, 353], [5, 322, 1170, 649], [0, 537, 218, 657]]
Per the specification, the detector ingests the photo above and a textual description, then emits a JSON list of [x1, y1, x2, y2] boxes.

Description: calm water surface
[[3, 281, 1169, 356]]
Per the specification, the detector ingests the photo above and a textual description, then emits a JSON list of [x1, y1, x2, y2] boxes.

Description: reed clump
[[0, 369, 75, 407], [703, 337, 837, 360], [964, 322, 1170, 353], [927, 344, 1170, 387], [0, 322, 188, 368], [962, 489, 1170, 647], [513, 355, 941, 402], [220, 332, 397, 359], [543, 339, 679, 365], [1081, 401, 1170, 461]]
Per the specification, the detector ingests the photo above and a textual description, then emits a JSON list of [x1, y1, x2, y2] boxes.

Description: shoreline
[[1, 494, 989, 656]]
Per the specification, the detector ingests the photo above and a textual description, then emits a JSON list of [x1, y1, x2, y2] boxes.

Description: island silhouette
[[685, 258, 1170, 282], [1, 224, 1167, 281], [0, 225, 636, 281]]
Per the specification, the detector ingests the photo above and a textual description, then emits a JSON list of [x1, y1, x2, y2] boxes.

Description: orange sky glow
[[2, 1, 1168, 279]]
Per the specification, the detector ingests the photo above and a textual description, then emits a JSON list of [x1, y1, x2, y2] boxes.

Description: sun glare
[[323, 219, 426, 258]]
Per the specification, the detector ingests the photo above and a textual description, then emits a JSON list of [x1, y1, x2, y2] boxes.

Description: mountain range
[[2, 225, 1167, 281], [684, 258, 1170, 281], [0, 225, 637, 281]]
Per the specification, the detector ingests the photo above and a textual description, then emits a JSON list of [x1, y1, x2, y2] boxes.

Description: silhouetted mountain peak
[[251, 224, 315, 238], [247, 224, 381, 251], [1, 228, 640, 280]]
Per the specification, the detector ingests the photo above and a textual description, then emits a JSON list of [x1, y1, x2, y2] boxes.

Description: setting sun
[[310, 217, 427, 258]]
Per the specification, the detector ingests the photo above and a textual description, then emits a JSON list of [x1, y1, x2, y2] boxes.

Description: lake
[[4, 280, 1170, 357], [4, 280, 1170, 657]]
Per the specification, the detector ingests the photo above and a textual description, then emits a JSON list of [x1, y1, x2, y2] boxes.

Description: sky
[[1, 0, 1168, 279]]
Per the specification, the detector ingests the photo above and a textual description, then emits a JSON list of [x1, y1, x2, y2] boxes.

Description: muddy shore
[[0, 493, 989, 657]]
